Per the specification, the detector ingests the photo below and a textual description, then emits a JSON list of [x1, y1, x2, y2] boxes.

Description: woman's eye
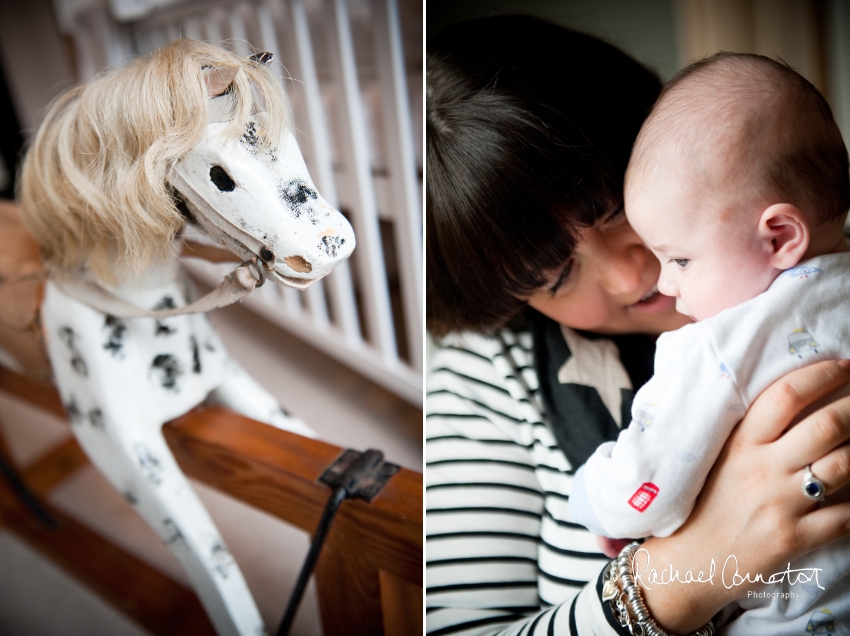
[[674, 259, 690, 268], [549, 260, 574, 295], [602, 202, 625, 224]]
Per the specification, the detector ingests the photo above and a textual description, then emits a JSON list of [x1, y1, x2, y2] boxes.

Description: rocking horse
[[10, 39, 355, 636]]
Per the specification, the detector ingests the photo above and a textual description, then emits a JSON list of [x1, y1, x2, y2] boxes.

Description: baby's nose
[[656, 268, 678, 297]]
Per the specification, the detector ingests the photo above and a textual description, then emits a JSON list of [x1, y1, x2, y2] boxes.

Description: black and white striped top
[[426, 329, 623, 635]]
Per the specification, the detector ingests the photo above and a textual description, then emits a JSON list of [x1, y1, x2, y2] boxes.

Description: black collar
[[529, 311, 656, 469]]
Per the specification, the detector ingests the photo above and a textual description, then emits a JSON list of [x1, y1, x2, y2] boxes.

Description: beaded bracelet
[[601, 542, 715, 636]]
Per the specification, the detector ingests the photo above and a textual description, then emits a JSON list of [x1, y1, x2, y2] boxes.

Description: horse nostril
[[284, 255, 312, 273], [210, 166, 235, 192], [259, 246, 275, 264]]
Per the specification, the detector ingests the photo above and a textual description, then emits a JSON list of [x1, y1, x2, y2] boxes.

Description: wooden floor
[[0, 300, 423, 635]]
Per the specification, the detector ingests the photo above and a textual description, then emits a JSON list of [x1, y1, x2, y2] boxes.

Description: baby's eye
[[673, 259, 690, 268]]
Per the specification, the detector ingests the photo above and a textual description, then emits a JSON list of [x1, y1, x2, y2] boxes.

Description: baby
[[569, 53, 850, 634]]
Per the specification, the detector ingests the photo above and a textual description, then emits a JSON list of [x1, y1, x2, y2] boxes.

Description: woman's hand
[[639, 359, 850, 633]]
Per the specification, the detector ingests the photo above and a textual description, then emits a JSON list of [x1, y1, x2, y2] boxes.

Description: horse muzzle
[[265, 205, 356, 288]]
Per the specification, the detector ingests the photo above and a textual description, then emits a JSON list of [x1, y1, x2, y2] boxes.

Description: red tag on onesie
[[628, 482, 659, 512]]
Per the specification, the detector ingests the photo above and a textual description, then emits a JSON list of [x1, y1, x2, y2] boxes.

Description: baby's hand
[[596, 535, 632, 559]]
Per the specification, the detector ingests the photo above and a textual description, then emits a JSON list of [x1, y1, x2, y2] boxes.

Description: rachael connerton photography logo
[[629, 548, 824, 594]]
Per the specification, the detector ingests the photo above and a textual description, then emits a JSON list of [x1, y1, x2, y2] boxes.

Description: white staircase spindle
[[325, 0, 398, 363], [288, 0, 361, 343], [369, 0, 423, 368]]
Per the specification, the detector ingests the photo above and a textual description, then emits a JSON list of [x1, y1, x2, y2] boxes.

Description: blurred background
[[429, 0, 849, 121], [426, 0, 850, 365], [0, 0, 422, 633]]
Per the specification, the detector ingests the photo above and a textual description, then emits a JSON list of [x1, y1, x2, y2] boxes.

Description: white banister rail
[[58, 0, 423, 405]]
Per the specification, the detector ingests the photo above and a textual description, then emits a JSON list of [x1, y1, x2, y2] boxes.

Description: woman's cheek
[[539, 288, 613, 331]]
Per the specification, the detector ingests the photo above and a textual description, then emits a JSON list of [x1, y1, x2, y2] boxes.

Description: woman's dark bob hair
[[427, 16, 662, 337]]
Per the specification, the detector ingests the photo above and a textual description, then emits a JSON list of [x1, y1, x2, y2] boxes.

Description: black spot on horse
[[153, 297, 177, 336], [135, 443, 163, 486], [277, 405, 291, 418], [154, 296, 176, 310], [59, 326, 88, 376], [204, 340, 216, 352], [58, 326, 74, 349], [155, 321, 175, 336], [210, 540, 234, 579], [279, 179, 318, 224], [240, 122, 278, 162], [163, 518, 185, 547], [318, 235, 346, 258], [123, 490, 138, 506], [241, 121, 259, 148], [190, 336, 201, 374], [103, 315, 128, 358], [151, 354, 182, 391], [65, 396, 83, 425], [88, 408, 105, 431]]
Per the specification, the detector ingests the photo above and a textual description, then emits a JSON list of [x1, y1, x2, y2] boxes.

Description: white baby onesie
[[569, 251, 850, 635]]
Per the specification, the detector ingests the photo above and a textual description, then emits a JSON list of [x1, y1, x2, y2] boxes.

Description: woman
[[426, 16, 850, 635]]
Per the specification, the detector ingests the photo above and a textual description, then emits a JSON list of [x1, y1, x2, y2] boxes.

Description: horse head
[[172, 58, 355, 289], [18, 40, 354, 290]]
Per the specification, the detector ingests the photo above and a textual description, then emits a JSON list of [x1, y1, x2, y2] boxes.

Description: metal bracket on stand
[[276, 449, 399, 636], [318, 448, 400, 501]]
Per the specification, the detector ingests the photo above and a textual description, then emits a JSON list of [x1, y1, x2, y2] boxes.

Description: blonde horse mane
[[18, 39, 289, 283]]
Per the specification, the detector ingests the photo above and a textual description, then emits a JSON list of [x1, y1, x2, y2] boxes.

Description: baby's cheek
[[688, 275, 755, 320]]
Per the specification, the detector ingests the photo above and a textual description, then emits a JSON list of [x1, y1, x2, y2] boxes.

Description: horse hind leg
[[72, 421, 268, 636]]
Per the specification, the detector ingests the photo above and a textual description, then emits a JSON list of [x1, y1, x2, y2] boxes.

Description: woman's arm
[[428, 352, 850, 635], [426, 337, 551, 635], [426, 331, 624, 635], [641, 359, 850, 633], [427, 421, 622, 635]]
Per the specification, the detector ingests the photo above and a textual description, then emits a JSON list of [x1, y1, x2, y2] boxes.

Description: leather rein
[[50, 241, 265, 319]]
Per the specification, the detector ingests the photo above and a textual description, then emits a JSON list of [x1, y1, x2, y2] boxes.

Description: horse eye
[[210, 166, 235, 192]]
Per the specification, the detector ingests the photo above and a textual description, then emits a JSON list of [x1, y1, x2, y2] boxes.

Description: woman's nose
[[600, 243, 646, 295]]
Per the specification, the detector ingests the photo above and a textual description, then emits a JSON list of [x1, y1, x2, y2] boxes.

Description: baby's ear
[[758, 203, 809, 270]]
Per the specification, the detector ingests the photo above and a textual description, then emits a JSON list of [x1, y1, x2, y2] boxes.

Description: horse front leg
[[41, 282, 273, 635], [69, 411, 268, 636], [208, 359, 316, 438]]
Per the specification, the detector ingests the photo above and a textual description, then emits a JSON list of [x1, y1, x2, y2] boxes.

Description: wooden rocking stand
[[0, 202, 423, 635]]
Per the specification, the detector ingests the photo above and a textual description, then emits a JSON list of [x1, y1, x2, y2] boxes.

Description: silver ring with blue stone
[[802, 465, 826, 502]]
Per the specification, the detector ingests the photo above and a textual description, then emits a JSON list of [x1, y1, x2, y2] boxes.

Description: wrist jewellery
[[802, 464, 826, 502], [602, 542, 715, 636]]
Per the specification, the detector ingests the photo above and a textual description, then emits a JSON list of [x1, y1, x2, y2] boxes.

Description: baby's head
[[625, 53, 850, 321]]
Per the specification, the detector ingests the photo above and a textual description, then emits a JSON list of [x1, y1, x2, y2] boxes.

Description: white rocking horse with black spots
[[16, 40, 355, 636]]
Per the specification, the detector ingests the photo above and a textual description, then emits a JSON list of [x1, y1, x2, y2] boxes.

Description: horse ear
[[249, 52, 274, 66], [202, 64, 239, 98]]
